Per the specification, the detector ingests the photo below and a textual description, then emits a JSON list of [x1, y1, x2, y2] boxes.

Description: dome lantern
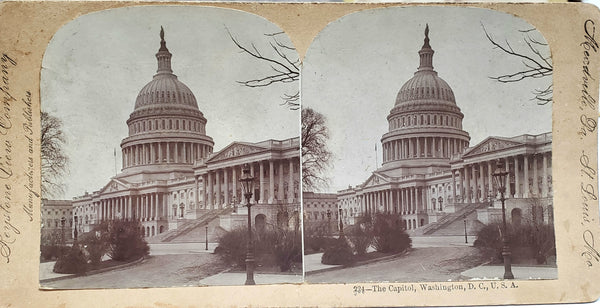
[[156, 26, 173, 75], [418, 24, 434, 72]]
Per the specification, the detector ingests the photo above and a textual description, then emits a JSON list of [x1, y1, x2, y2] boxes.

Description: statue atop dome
[[160, 26, 165, 41]]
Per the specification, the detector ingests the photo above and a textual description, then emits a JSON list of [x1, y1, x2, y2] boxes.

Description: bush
[[107, 220, 149, 262], [216, 227, 249, 267], [474, 223, 556, 264], [41, 244, 68, 262], [217, 226, 302, 271], [321, 237, 354, 265], [349, 215, 374, 255], [305, 234, 326, 252], [80, 231, 109, 268], [273, 229, 302, 272], [53, 245, 88, 274], [372, 213, 411, 253]]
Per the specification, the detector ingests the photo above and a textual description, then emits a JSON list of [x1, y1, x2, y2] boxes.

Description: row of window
[[389, 113, 461, 130], [130, 118, 204, 134]]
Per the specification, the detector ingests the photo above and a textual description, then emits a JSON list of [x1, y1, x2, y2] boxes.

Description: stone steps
[[161, 207, 232, 242], [421, 202, 489, 235]]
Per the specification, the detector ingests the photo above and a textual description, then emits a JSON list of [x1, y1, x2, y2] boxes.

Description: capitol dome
[[394, 24, 456, 106], [395, 71, 456, 105], [120, 27, 214, 174], [134, 74, 199, 111], [380, 25, 470, 173], [130, 27, 201, 117]]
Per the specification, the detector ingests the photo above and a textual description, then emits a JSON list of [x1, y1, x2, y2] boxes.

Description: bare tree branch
[[227, 27, 300, 110], [302, 108, 332, 190], [41, 111, 69, 197], [482, 23, 553, 105]]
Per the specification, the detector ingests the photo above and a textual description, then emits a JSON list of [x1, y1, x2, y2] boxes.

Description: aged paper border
[[0, 1, 599, 307]]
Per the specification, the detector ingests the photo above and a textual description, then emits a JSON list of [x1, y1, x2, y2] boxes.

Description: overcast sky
[[42, 6, 300, 199], [301, 6, 552, 193]]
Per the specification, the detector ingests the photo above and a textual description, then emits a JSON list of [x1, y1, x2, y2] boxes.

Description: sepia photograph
[[39, 5, 302, 288], [301, 6, 556, 284]]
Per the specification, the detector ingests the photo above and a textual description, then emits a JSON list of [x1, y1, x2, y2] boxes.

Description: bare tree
[[41, 111, 69, 197], [482, 24, 553, 105], [302, 108, 332, 190], [227, 29, 300, 110]]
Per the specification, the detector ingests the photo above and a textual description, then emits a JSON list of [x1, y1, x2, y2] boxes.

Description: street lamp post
[[239, 163, 256, 285], [326, 209, 331, 235], [73, 216, 78, 242], [60, 217, 66, 245], [205, 225, 208, 251], [463, 215, 468, 244], [338, 208, 344, 237], [492, 160, 515, 280]]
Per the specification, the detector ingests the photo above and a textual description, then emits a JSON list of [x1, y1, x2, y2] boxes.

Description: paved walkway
[[199, 272, 303, 286], [40, 242, 220, 284], [39, 261, 72, 282], [304, 253, 339, 273], [461, 265, 557, 280], [411, 235, 477, 248]]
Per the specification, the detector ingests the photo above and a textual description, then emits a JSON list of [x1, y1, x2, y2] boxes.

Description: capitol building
[[71, 29, 300, 240], [309, 26, 553, 235]]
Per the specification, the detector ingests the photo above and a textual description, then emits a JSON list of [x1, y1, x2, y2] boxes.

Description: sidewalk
[[304, 253, 340, 274], [460, 264, 557, 280], [39, 261, 73, 282], [199, 271, 303, 286]]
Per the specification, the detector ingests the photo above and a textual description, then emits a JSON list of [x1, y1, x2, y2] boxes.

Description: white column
[[166, 143, 170, 163], [451, 170, 457, 204], [479, 162, 484, 201], [524, 155, 530, 198], [202, 174, 207, 209], [278, 161, 284, 201], [542, 153, 548, 197], [232, 167, 237, 204], [514, 156, 520, 198], [269, 160, 275, 203], [533, 155, 539, 197], [288, 159, 294, 201], [259, 161, 265, 204], [157, 193, 160, 219], [224, 168, 229, 207], [208, 172, 213, 209], [195, 176, 200, 211]]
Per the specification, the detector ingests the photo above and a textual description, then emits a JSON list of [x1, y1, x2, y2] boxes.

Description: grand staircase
[[147, 207, 232, 243], [416, 202, 489, 236]]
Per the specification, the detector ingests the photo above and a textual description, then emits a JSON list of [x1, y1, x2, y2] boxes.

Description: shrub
[[80, 231, 109, 268], [372, 213, 411, 253], [349, 215, 374, 255], [321, 237, 354, 265], [217, 226, 302, 271], [107, 220, 149, 262], [53, 245, 88, 274], [216, 227, 249, 267], [273, 229, 302, 272], [41, 244, 68, 262], [474, 223, 556, 264]]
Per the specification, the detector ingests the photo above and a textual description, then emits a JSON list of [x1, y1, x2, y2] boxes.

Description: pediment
[[464, 137, 523, 157], [208, 142, 265, 163], [363, 173, 388, 188], [99, 179, 129, 194]]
